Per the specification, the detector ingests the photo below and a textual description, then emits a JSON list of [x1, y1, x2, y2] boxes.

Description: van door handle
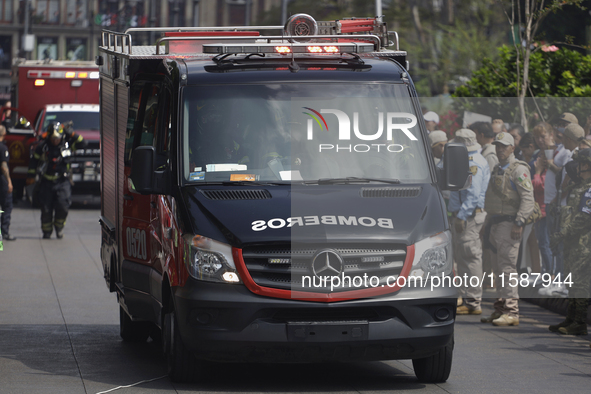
[[123, 194, 133, 200], [151, 202, 157, 209]]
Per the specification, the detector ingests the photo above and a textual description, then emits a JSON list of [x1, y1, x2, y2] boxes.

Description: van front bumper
[[173, 279, 456, 362]]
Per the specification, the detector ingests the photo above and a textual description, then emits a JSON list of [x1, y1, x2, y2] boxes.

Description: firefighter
[[27, 122, 84, 239]]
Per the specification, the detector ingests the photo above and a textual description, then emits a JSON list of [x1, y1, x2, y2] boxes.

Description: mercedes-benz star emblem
[[311, 249, 344, 278]]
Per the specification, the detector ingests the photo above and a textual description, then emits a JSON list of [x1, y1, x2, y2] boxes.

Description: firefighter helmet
[[47, 122, 65, 140], [15, 116, 30, 129]]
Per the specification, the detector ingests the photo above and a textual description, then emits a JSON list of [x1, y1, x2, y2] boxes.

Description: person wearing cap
[[549, 148, 591, 335], [27, 122, 84, 239], [448, 129, 490, 315], [558, 123, 586, 206], [428, 130, 447, 165], [482, 132, 535, 326], [556, 112, 579, 129], [469, 121, 498, 284], [553, 112, 578, 145], [423, 111, 439, 133]]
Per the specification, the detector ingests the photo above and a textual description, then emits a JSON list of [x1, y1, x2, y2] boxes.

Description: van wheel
[[412, 337, 453, 383], [163, 304, 201, 382], [119, 306, 151, 342]]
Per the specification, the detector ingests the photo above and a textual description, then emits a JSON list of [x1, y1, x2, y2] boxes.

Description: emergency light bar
[[202, 42, 374, 55], [27, 70, 99, 79]]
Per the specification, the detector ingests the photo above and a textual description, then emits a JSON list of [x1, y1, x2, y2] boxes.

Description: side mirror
[[130, 146, 171, 195], [439, 143, 471, 191], [131, 146, 155, 194]]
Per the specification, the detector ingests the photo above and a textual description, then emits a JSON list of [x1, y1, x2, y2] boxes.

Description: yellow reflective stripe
[[33, 153, 41, 159], [43, 173, 60, 181], [27, 169, 36, 174], [42, 223, 53, 231]]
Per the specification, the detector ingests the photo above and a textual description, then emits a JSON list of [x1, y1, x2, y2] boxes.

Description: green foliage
[[455, 45, 591, 97], [453, 45, 591, 123], [403, 2, 506, 96]]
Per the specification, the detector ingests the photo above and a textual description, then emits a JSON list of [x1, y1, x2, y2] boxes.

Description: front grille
[[242, 244, 407, 293], [70, 140, 100, 182], [73, 141, 100, 158]]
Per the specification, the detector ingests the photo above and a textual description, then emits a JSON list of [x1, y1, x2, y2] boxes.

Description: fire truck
[[98, 15, 469, 383], [2, 59, 99, 199]]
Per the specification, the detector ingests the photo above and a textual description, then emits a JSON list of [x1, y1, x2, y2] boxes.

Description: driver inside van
[[189, 101, 288, 174]]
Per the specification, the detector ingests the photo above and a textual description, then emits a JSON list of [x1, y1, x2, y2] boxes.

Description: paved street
[[1, 204, 590, 394]]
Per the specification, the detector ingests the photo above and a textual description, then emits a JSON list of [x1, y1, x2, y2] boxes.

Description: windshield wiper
[[307, 177, 401, 185]]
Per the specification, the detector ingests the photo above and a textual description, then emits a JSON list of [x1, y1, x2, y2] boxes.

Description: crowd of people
[[427, 110, 591, 334]]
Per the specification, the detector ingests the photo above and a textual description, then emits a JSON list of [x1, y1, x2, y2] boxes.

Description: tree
[[496, 0, 586, 130], [259, 0, 508, 97], [453, 45, 591, 126], [403, 0, 507, 96]]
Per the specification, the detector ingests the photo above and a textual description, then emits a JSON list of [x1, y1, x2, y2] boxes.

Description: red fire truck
[[99, 15, 469, 383], [2, 59, 99, 199]]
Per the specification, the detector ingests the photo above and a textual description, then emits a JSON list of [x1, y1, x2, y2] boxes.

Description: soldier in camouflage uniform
[[481, 132, 535, 326], [549, 148, 591, 335]]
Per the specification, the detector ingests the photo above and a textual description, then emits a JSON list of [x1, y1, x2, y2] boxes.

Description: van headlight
[[185, 235, 241, 284], [409, 231, 452, 278]]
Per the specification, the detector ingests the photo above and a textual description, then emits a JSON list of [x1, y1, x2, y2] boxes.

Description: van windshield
[[43, 111, 100, 131], [182, 84, 430, 184]]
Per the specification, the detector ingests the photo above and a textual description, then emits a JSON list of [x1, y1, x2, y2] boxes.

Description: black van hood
[[179, 184, 447, 247]]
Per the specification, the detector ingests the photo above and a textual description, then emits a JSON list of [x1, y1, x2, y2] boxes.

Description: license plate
[[287, 321, 368, 342]]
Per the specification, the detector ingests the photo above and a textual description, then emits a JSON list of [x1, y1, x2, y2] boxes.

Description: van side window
[[124, 81, 161, 166], [124, 83, 143, 165], [140, 85, 160, 147]]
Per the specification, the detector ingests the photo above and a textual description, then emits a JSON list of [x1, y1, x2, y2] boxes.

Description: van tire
[[412, 337, 453, 383], [119, 306, 151, 342], [163, 303, 201, 382]]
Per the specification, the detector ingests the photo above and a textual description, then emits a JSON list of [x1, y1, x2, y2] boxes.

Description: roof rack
[[99, 14, 402, 58]]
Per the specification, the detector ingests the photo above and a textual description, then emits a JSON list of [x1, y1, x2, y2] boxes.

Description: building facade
[[0, 0, 281, 101]]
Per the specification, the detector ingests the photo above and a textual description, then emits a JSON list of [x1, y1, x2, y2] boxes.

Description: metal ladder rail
[[124, 26, 284, 34], [101, 30, 133, 55]]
